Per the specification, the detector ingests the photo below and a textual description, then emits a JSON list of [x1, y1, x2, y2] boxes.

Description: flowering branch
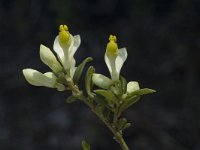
[[22, 25, 156, 150]]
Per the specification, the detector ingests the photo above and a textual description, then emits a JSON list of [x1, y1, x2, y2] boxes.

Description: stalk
[[66, 78, 130, 150]]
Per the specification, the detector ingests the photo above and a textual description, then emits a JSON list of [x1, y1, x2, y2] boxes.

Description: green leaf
[[73, 57, 93, 84], [92, 94, 107, 106], [120, 76, 127, 94], [66, 95, 77, 103], [116, 118, 131, 131], [116, 118, 127, 130], [122, 123, 131, 130], [82, 140, 90, 150], [119, 96, 140, 113], [85, 66, 95, 98], [94, 89, 118, 105], [112, 81, 123, 96], [127, 88, 156, 98], [95, 104, 105, 115]]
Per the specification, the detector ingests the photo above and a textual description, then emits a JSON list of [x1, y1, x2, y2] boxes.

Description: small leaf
[[119, 96, 140, 113], [66, 95, 77, 103], [116, 118, 127, 131], [120, 76, 127, 94], [73, 57, 93, 84], [127, 88, 156, 98], [95, 104, 105, 115], [82, 140, 90, 150], [94, 89, 118, 105], [103, 108, 112, 122], [85, 66, 95, 98], [112, 81, 123, 96], [122, 123, 131, 130], [92, 94, 107, 106]]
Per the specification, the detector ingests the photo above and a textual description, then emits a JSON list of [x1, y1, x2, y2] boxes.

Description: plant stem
[[66, 79, 130, 150], [85, 99, 129, 150]]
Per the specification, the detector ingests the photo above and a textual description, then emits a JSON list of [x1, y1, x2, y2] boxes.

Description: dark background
[[1, 0, 200, 149]]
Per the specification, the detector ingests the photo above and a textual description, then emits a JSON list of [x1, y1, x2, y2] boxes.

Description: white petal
[[23, 69, 57, 88], [53, 36, 65, 66], [44, 72, 65, 91], [44, 72, 57, 79], [104, 54, 112, 75], [115, 48, 127, 75], [70, 65, 76, 78], [104, 54, 118, 81], [40, 44, 62, 73], [92, 73, 113, 89], [127, 81, 140, 94], [69, 35, 81, 59]]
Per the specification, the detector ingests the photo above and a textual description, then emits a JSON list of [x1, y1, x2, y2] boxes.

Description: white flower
[[22, 69, 65, 91], [105, 35, 127, 81], [53, 25, 81, 77], [22, 24, 82, 91], [92, 35, 127, 89]]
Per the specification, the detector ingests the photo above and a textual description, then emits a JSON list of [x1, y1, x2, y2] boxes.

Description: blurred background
[[0, 0, 200, 149]]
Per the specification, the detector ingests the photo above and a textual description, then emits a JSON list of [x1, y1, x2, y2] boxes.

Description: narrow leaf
[[94, 89, 118, 105], [66, 95, 77, 103], [85, 66, 95, 98], [92, 94, 107, 106], [82, 140, 90, 150], [73, 57, 93, 84], [116, 118, 127, 131], [127, 88, 156, 98], [119, 96, 140, 113], [122, 123, 131, 130], [95, 104, 105, 115], [120, 76, 127, 94]]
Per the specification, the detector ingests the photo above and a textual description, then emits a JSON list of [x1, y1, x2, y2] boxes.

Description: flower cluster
[[23, 24, 155, 111], [23, 25, 87, 91], [22, 24, 156, 150]]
